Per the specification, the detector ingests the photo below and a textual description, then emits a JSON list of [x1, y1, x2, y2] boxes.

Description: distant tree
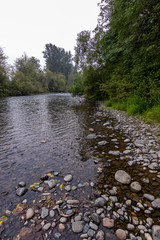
[[0, 47, 8, 84], [45, 69, 66, 92], [43, 44, 72, 81]]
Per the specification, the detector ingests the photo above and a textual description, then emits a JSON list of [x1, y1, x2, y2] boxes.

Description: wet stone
[[40, 174, 48, 181], [95, 197, 107, 207], [96, 230, 105, 240], [151, 198, 160, 209], [16, 187, 27, 196], [115, 170, 131, 184], [26, 208, 34, 220], [90, 213, 100, 225], [143, 194, 155, 202], [41, 207, 49, 219], [42, 223, 51, 231], [64, 174, 73, 182], [89, 222, 98, 231], [103, 218, 114, 228], [72, 221, 84, 233], [98, 141, 108, 146], [152, 225, 160, 240], [88, 229, 95, 237], [108, 150, 120, 156], [18, 181, 26, 187], [130, 181, 142, 193], [116, 229, 127, 240], [86, 134, 97, 140]]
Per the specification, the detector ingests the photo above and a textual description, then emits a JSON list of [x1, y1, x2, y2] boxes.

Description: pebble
[[115, 170, 131, 184], [98, 141, 108, 146], [16, 187, 27, 196], [144, 194, 155, 201], [42, 223, 51, 231], [116, 229, 127, 240], [130, 181, 142, 193], [108, 150, 120, 156], [60, 217, 67, 223], [89, 222, 98, 231], [152, 225, 160, 240], [90, 213, 100, 225], [67, 199, 80, 205], [41, 207, 49, 219], [96, 230, 105, 240], [50, 210, 55, 217], [95, 197, 107, 207], [72, 221, 84, 233], [151, 198, 160, 209], [18, 182, 26, 187], [103, 218, 114, 228], [58, 223, 65, 231], [64, 174, 73, 182], [127, 223, 135, 231], [26, 208, 34, 220]]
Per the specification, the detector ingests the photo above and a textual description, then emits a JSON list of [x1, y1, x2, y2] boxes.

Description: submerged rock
[[116, 229, 127, 240], [108, 150, 120, 156], [151, 198, 160, 209], [64, 174, 73, 182], [98, 141, 108, 146], [152, 225, 160, 240], [130, 181, 142, 193], [115, 170, 131, 184], [95, 197, 107, 207], [26, 208, 34, 220], [72, 221, 84, 233], [16, 187, 27, 196]]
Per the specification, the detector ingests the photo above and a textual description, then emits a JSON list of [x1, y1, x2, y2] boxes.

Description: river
[[0, 93, 159, 240]]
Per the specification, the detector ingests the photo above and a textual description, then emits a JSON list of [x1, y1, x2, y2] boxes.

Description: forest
[[0, 44, 73, 96], [71, 0, 160, 122], [0, 0, 160, 121]]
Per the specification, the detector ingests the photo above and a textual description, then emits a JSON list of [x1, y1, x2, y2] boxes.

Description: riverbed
[[0, 93, 160, 240]]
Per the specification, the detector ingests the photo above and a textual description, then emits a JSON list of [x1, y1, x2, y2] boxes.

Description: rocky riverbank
[[0, 106, 160, 240]]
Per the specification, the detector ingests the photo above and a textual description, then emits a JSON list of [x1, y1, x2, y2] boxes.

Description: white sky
[[0, 0, 100, 68]]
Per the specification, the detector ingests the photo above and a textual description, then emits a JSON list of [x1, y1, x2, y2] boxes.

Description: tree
[[0, 47, 8, 84], [43, 44, 72, 81]]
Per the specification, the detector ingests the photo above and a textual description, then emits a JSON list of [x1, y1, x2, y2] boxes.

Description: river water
[[0, 93, 159, 239]]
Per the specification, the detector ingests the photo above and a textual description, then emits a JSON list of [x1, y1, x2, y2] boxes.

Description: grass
[[104, 97, 160, 124]]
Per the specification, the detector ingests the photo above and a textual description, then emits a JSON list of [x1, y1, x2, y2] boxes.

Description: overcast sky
[[0, 0, 100, 67]]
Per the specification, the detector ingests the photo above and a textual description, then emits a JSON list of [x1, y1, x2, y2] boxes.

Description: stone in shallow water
[[91, 213, 100, 225], [103, 218, 114, 228], [18, 181, 26, 187], [16, 187, 28, 196], [115, 170, 131, 184], [98, 141, 108, 146], [123, 150, 132, 155], [42, 223, 51, 231], [96, 230, 105, 240], [26, 208, 34, 220], [72, 221, 84, 233], [152, 225, 160, 240], [151, 198, 160, 209], [86, 134, 97, 140], [95, 197, 107, 207], [48, 180, 56, 189], [134, 139, 146, 147], [108, 150, 120, 156], [64, 174, 73, 182], [143, 194, 155, 202], [115, 229, 127, 240], [41, 207, 49, 219], [130, 181, 142, 193]]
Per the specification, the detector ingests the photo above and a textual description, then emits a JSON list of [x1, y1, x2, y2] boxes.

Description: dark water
[[0, 93, 159, 239]]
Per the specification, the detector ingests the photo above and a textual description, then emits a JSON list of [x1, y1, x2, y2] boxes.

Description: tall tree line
[[71, 0, 160, 115], [0, 44, 73, 97]]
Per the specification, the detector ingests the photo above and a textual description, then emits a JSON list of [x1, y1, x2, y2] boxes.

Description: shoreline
[[0, 106, 160, 240]]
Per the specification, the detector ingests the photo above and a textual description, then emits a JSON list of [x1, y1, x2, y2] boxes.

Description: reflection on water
[[0, 94, 98, 212]]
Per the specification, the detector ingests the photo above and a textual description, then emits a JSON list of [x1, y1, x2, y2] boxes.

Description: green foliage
[[70, 0, 160, 121], [68, 73, 84, 97], [46, 69, 66, 92], [43, 44, 72, 81]]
